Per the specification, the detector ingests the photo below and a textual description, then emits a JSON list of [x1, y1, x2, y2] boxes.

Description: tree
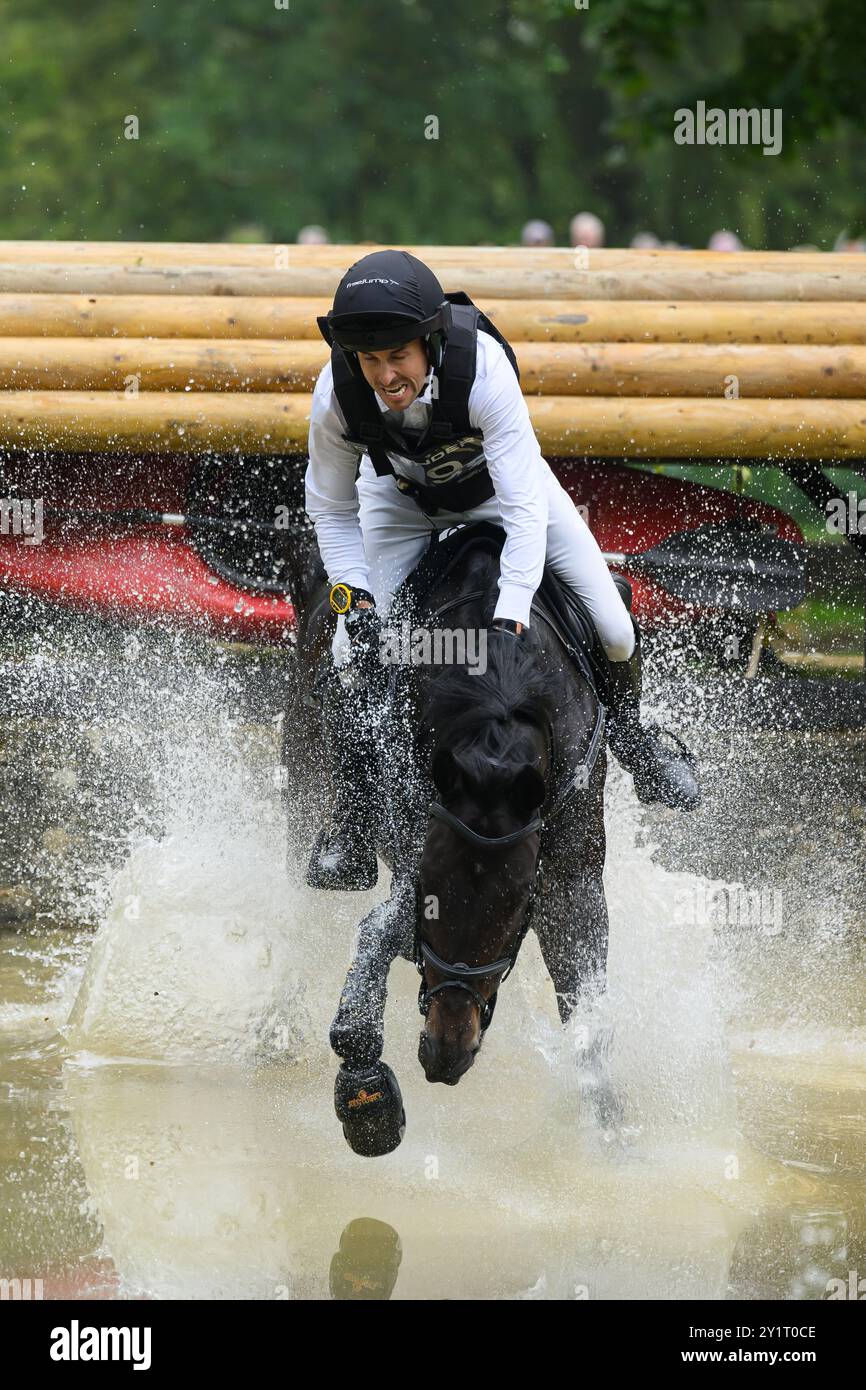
[[0, 0, 862, 247]]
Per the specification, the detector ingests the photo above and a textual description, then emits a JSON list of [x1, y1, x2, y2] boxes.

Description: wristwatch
[[491, 618, 525, 636], [329, 584, 376, 615]]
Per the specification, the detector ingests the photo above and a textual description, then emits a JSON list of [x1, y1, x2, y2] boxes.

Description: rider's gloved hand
[[342, 589, 381, 668], [489, 618, 526, 639]]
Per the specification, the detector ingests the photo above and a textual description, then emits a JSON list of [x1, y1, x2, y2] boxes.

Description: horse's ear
[[430, 746, 460, 799], [511, 764, 546, 816]]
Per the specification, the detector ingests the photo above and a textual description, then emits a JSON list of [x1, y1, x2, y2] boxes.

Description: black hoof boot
[[627, 724, 702, 811], [335, 1061, 406, 1157], [306, 825, 378, 891]]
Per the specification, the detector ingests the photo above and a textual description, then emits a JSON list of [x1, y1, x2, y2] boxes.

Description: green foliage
[[585, 0, 866, 139], [0, 0, 863, 246]]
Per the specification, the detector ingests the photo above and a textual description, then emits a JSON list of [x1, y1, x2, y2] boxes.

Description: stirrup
[[627, 722, 701, 811]]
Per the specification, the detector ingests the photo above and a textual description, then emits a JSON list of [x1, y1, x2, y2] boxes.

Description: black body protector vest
[[331, 293, 520, 516]]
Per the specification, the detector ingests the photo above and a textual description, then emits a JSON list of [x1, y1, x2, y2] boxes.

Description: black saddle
[[392, 521, 620, 702]]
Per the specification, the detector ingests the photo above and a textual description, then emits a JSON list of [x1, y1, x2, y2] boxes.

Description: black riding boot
[[605, 619, 701, 811], [306, 668, 380, 891]]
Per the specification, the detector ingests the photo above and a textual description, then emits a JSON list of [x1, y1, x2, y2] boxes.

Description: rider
[[304, 249, 701, 890]]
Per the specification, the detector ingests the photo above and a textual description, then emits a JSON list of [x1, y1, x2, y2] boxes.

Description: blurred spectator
[[569, 211, 605, 248], [833, 231, 866, 253], [520, 219, 555, 247], [297, 224, 330, 244], [707, 229, 744, 251], [225, 223, 269, 243], [630, 231, 661, 249]]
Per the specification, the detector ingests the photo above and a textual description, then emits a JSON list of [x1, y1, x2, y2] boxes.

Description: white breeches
[[332, 457, 636, 666]]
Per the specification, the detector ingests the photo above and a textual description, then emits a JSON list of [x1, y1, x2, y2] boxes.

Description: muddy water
[[1, 621, 864, 1301]]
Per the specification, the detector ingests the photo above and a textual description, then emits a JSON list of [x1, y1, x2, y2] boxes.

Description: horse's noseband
[[415, 800, 543, 1031], [417, 939, 512, 1033]]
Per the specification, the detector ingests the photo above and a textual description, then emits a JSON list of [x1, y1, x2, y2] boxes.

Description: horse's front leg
[[329, 878, 415, 1157], [329, 880, 413, 1066], [535, 854, 623, 1133], [535, 867, 609, 1021]]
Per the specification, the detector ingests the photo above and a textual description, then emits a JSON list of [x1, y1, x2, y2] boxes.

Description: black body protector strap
[[330, 293, 520, 516]]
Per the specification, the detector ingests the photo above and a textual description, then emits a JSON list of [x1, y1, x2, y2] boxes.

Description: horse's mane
[[421, 549, 562, 780]]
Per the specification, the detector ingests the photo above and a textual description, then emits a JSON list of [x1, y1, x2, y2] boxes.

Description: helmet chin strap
[[427, 330, 446, 371]]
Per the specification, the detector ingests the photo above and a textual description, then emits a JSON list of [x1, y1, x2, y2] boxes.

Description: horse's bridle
[[412, 602, 606, 1033]]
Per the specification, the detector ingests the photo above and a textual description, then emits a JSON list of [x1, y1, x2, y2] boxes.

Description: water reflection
[[330, 1219, 402, 1300], [2, 930, 865, 1302]]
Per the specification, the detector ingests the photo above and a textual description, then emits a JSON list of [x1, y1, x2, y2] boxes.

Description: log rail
[[0, 242, 864, 460]]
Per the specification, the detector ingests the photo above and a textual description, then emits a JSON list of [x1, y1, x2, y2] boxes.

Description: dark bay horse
[[283, 523, 618, 1155]]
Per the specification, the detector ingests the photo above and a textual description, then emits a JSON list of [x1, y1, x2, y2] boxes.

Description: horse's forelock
[[423, 621, 558, 772]]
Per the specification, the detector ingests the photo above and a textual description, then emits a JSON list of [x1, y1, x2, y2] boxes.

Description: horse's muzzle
[[418, 1030, 480, 1085]]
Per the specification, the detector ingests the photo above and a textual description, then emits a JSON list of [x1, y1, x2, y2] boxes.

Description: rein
[[427, 801, 542, 848]]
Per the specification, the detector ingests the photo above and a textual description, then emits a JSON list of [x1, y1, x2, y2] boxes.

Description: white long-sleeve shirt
[[304, 329, 550, 626]]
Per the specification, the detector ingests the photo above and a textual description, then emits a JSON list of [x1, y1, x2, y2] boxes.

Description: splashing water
[[2, 614, 864, 1299]]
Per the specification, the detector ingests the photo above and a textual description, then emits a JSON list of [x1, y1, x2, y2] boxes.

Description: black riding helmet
[[317, 249, 452, 368]]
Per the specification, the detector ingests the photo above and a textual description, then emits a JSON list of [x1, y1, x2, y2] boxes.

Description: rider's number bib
[[404, 435, 486, 487]]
